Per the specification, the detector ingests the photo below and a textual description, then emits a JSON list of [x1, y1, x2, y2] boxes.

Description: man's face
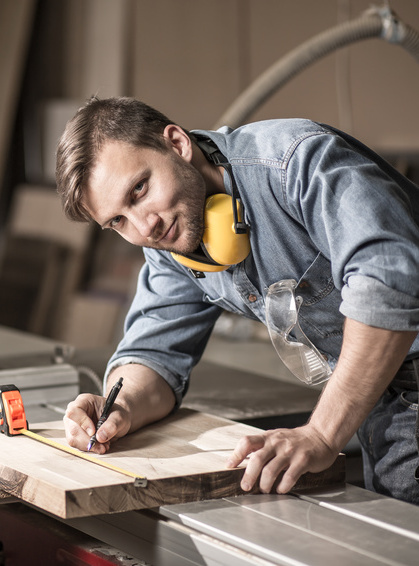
[[84, 135, 207, 254]]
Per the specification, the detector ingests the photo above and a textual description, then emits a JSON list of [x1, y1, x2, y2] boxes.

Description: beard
[[163, 156, 207, 255]]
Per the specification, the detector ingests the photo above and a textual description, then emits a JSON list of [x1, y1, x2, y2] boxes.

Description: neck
[[191, 142, 226, 197]]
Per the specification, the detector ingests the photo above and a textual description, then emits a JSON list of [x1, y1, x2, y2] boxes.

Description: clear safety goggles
[[266, 279, 332, 386]]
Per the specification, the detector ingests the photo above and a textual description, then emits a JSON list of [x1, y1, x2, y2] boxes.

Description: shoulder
[[193, 119, 330, 164]]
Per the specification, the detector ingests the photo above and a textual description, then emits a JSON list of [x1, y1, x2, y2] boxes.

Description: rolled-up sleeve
[[285, 130, 419, 331], [105, 249, 222, 407], [341, 275, 419, 329]]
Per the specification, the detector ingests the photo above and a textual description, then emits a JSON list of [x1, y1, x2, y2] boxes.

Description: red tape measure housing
[[0, 385, 28, 436]]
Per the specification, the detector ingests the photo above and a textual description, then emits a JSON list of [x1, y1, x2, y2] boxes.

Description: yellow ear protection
[[171, 136, 250, 278]]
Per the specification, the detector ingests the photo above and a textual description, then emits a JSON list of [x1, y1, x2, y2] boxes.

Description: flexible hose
[[401, 20, 419, 60], [213, 7, 419, 129], [76, 364, 104, 394]]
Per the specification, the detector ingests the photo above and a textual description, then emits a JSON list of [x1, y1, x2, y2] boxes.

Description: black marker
[[87, 377, 123, 451]]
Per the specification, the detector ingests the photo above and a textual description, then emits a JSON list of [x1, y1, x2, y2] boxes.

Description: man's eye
[[133, 181, 144, 195], [110, 216, 122, 228]]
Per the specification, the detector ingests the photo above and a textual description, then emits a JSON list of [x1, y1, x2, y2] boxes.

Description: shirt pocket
[[295, 252, 344, 359]]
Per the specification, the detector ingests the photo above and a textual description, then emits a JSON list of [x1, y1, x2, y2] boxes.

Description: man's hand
[[228, 319, 417, 494], [64, 393, 131, 454], [227, 424, 337, 493], [63, 363, 176, 453]]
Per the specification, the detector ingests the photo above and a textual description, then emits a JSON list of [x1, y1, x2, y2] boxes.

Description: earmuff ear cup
[[171, 249, 227, 272], [171, 194, 250, 273], [202, 193, 250, 265]]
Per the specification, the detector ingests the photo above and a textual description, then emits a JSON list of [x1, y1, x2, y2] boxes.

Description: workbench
[[1, 326, 418, 565], [2, 483, 419, 565], [70, 484, 419, 565]]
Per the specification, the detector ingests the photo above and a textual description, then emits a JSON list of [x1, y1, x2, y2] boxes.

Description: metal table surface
[[64, 483, 419, 566], [159, 485, 419, 565]]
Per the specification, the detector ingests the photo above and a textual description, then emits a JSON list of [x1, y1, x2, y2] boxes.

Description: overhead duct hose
[[214, 7, 419, 129], [400, 16, 419, 57]]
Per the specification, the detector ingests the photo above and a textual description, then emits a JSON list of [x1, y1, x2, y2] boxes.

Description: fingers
[[64, 395, 93, 449], [238, 433, 299, 493], [276, 462, 305, 494], [64, 394, 114, 453], [227, 427, 336, 495], [227, 433, 276, 492], [94, 403, 129, 444], [227, 434, 265, 468]]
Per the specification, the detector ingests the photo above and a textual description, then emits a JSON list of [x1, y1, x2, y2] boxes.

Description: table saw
[[1, 325, 419, 566]]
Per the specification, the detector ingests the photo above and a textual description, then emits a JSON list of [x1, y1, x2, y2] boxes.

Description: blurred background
[[0, 0, 418, 354]]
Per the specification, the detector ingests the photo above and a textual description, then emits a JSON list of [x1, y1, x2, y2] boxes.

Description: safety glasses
[[266, 279, 332, 386]]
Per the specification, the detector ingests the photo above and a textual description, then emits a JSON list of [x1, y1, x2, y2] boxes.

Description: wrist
[[107, 364, 175, 432], [305, 416, 345, 455]]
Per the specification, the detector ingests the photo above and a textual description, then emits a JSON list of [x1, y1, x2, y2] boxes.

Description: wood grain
[[0, 488, 16, 503], [0, 409, 345, 518]]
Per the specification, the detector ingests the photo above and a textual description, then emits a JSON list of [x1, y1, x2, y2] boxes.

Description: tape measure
[[0, 384, 28, 435], [0, 384, 147, 487]]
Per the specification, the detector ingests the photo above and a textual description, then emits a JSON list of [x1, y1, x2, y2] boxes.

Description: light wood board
[[0, 409, 345, 518]]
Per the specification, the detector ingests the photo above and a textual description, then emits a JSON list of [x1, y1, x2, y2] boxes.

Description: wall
[[1, 0, 419, 347], [125, 0, 419, 150], [0, 0, 35, 230]]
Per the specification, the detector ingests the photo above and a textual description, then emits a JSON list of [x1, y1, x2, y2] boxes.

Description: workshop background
[[0, 0, 418, 353]]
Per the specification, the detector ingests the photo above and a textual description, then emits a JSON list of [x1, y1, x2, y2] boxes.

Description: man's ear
[[163, 124, 193, 162]]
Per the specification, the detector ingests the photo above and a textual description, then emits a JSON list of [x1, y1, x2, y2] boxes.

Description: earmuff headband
[[193, 137, 248, 235], [171, 136, 250, 278]]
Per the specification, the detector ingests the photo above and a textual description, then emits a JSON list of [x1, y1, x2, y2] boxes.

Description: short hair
[[56, 96, 175, 222]]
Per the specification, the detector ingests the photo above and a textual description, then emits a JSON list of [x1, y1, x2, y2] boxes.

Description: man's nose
[[131, 211, 160, 239]]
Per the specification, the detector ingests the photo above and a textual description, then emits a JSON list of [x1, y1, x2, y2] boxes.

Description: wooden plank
[[0, 409, 345, 519], [0, 489, 16, 503]]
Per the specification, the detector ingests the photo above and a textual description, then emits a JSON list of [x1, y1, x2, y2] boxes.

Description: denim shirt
[[106, 119, 419, 405]]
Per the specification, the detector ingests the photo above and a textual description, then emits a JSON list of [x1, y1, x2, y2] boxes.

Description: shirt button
[[248, 294, 257, 303]]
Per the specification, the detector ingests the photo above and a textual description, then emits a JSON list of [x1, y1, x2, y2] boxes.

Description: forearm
[[308, 318, 418, 452], [229, 318, 417, 494], [106, 363, 176, 433]]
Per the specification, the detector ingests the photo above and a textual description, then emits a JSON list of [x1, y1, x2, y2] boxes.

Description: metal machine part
[[0, 363, 79, 422], [65, 484, 419, 566], [0, 502, 146, 566]]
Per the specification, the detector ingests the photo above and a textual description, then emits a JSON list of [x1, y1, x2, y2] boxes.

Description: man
[[56, 96, 419, 503]]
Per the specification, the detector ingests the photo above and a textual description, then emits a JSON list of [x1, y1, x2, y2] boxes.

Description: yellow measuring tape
[[20, 429, 147, 487]]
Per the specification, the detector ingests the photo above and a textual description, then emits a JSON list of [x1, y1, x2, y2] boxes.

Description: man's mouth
[[154, 219, 176, 244]]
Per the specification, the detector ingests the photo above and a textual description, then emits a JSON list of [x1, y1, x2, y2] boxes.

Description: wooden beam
[[0, 0, 35, 193], [0, 409, 345, 519]]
